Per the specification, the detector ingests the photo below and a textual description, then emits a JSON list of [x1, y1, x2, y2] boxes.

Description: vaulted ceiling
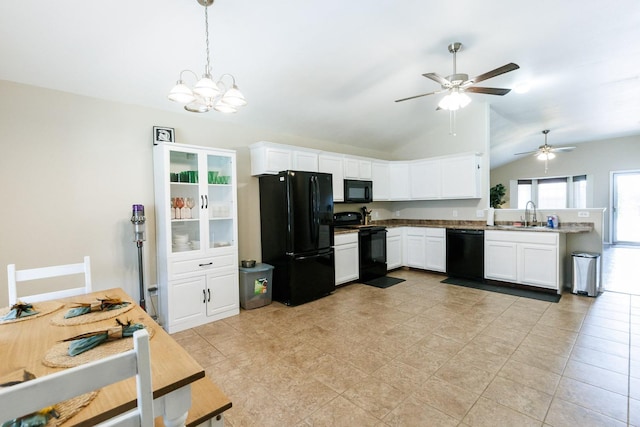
[[1, 1, 639, 167]]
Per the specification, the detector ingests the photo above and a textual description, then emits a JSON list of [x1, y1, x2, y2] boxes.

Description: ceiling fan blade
[[465, 87, 511, 96], [468, 63, 520, 84], [394, 89, 444, 103], [514, 150, 539, 156], [422, 72, 451, 87], [550, 146, 576, 152]]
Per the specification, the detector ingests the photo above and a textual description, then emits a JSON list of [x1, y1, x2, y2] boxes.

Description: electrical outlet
[[394, 210, 400, 217], [372, 211, 379, 219], [578, 211, 590, 217], [476, 210, 485, 218], [452, 210, 458, 218]]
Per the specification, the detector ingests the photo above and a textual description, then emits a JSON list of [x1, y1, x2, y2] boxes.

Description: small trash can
[[571, 252, 601, 297], [239, 263, 273, 309]]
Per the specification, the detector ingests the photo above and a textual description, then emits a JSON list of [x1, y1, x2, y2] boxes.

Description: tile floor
[[172, 263, 640, 426]]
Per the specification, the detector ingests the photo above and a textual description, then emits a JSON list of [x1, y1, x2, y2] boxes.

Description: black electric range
[[333, 212, 387, 281]]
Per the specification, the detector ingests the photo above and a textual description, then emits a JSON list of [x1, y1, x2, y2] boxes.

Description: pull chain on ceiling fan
[[395, 42, 519, 135], [514, 129, 576, 173]]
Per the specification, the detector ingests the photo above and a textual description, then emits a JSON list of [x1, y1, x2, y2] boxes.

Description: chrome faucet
[[524, 200, 537, 227]]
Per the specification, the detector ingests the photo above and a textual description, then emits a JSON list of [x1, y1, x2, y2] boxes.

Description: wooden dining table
[[0, 287, 229, 427]]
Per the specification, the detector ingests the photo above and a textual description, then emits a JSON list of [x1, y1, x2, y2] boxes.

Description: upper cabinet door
[[318, 154, 344, 202], [292, 150, 318, 172], [371, 162, 390, 201], [409, 159, 441, 200], [389, 163, 410, 200], [441, 154, 481, 199]]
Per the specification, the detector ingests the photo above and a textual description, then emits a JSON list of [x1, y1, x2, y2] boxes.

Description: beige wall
[[490, 135, 640, 242]]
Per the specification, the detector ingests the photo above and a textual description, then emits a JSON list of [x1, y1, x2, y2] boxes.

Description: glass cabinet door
[[169, 150, 201, 254], [206, 153, 234, 250]]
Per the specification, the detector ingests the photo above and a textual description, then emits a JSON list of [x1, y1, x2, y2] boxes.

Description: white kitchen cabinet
[[293, 149, 318, 172], [484, 230, 565, 292], [409, 158, 441, 200], [334, 233, 359, 285], [441, 154, 481, 199], [344, 156, 372, 180], [250, 141, 319, 175], [484, 240, 518, 281], [371, 161, 390, 201], [153, 142, 239, 333], [425, 228, 446, 272], [318, 153, 344, 202], [405, 227, 426, 269], [403, 227, 445, 272], [389, 163, 410, 200], [386, 228, 403, 270]]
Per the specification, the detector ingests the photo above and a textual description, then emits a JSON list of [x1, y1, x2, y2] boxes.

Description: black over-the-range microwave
[[343, 179, 373, 203]]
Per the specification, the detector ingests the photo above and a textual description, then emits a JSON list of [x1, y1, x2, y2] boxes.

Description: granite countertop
[[335, 219, 593, 234]]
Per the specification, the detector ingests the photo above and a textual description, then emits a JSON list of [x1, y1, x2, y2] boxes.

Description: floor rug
[[363, 276, 406, 289], [441, 277, 561, 303]]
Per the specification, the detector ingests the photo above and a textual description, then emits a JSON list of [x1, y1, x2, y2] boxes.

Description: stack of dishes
[[172, 233, 190, 252]]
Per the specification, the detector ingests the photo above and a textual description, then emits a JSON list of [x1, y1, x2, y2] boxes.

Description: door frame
[[609, 169, 640, 245]]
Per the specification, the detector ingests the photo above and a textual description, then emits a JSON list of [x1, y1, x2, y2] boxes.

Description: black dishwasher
[[446, 229, 484, 281]]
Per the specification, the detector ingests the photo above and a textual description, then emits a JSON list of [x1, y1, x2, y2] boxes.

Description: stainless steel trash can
[[571, 252, 601, 297], [239, 263, 274, 309]]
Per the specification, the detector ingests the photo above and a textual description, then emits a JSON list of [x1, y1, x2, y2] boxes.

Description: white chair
[[7, 256, 92, 305], [0, 329, 153, 427]]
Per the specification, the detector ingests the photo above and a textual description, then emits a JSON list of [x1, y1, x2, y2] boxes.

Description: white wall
[[490, 135, 640, 242]]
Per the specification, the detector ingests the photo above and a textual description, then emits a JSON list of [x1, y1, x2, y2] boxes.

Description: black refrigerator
[[259, 170, 335, 306]]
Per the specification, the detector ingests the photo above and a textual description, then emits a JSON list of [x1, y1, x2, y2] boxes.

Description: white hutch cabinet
[[153, 142, 239, 333]]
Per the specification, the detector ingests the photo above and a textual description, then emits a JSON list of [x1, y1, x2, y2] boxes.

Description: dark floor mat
[[363, 276, 406, 289], [441, 277, 561, 303]]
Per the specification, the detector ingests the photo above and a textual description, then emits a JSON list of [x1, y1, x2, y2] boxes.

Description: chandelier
[[168, 0, 246, 113]]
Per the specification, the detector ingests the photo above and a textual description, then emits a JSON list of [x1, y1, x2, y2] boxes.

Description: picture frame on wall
[[153, 126, 175, 145]]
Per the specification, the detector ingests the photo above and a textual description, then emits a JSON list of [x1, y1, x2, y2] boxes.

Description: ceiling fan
[[395, 42, 520, 109], [515, 129, 576, 172]]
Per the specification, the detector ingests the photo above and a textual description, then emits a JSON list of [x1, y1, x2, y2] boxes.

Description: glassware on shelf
[[170, 198, 176, 219], [174, 197, 184, 219], [185, 197, 195, 219]]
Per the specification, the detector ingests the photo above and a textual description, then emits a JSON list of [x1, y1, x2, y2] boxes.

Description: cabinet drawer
[[485, 230, 557, 245], [335, 232, 358, 245], [170, 254, 235, 278]]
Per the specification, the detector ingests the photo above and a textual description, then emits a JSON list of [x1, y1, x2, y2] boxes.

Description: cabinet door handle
[[204, 195, 208, 209], [202, 289, 206, 303], [207, 289, 211, 302], [200, 195, 205, 209], [198, 262, 213, 267]]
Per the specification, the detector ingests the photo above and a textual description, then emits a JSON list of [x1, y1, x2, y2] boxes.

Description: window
[[516, 175, 587, 208]]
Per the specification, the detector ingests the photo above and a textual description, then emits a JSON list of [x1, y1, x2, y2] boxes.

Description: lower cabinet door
[[335, 242, 359, 285], [169, 276, 207, 328], [425, 236, 445, 272], [386, 235, 402, 270], [206, 269, 239, 317], [484, 241, 518, 281], [519, 243, 558, 289]]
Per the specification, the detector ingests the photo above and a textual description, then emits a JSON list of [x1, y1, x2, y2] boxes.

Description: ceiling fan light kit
[[395, 42, 519, 134], [168, 0, 246, 114]]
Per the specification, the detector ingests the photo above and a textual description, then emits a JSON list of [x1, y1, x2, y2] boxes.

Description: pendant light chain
[[204, 5, 211, 76]]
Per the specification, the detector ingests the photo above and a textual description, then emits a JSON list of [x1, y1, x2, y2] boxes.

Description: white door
[[169, 276, 206, 327], [371, 162, 390, 201], [335, 242, 359, 285], [206, 269, 239, 317], [405, 229, 426, 268], [425, 236, 445, 272]]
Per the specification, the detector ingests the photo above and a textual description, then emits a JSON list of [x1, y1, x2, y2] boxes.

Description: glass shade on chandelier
[[438, 89, 471, 111], [167, 0, 246, 114]]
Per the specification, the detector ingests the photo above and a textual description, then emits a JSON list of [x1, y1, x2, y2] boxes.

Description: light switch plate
[[476, 210, 485, 218]]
